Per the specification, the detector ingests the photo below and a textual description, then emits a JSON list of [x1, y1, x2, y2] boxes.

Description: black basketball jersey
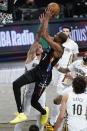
[[38, 48, 61, 72]]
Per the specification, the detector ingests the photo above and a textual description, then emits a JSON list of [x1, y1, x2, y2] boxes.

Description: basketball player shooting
[[9, 3, 67, 125]]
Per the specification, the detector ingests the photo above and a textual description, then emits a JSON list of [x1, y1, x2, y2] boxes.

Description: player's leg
[[9, 69, 36, 124], [31, 83, 46, 114], [13, 84, 32, 131], [31, 73, 52, 125], [13, 83, 36, 130], [13, 84, 35, 131], [13, 68, 36, 113], [23, 84, 35, 116], [36, 91, 46, 131]]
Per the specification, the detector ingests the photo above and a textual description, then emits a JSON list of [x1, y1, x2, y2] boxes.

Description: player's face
[[36, 45, 43, 55], [62, 28, 70, 37]]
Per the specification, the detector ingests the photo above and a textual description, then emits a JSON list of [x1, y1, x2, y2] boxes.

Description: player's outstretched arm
[[35, 8, 52, 43], [58, 67, 70, 73], [25, 42, 40, 64], [54, 95, 68, 131], [39, 9, 60, 51]]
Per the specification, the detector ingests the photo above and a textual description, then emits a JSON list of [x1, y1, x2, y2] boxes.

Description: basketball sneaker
[[9, 113, 28, 124], [45, 122, 54, 131], [14, 112, 20, 116], [40, 106, 49, 125]]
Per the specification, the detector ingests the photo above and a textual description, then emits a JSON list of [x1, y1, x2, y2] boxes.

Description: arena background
[[0, 18, 87, 61]]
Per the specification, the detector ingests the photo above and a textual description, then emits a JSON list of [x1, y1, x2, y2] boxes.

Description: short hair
[[29, 125, 39, 131], [72, 76, 86, 94], [62, 25, 71, 32], [54, 32, 68, 44]]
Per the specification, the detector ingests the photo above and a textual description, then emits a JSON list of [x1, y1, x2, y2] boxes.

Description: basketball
[[47, 2, 60, 15]]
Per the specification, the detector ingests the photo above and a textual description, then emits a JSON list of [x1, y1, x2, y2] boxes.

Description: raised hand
[[39, 13, 45, 24], [45, 7, 53, 20]]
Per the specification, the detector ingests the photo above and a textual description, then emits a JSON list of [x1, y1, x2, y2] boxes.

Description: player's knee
[[13, 81, 18, 90], [13, 79, 21, 89], [53, 95, 62, 105]]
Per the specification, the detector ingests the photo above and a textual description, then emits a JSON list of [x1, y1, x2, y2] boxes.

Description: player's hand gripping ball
[[47, 2, 60, 16]]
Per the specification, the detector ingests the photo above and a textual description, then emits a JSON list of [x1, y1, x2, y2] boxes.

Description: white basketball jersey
[[57, 38, 79, 85], [67, 92, 87, 130], [68, 60, 87, 78], [58, 38, 79, 68]]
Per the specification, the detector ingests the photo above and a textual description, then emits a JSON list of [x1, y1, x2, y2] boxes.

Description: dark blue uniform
[[13, 48, 61, 114]]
